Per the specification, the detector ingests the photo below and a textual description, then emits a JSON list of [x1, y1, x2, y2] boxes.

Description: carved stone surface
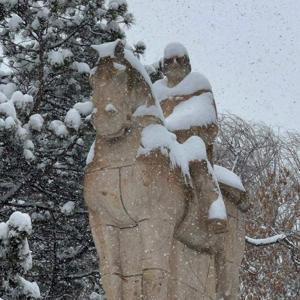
[[84, 41, 247, 299], [112, 191, 245, 300]]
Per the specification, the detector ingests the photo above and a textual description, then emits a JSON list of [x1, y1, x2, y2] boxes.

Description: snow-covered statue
[[154, 42, 248, 299], [154, 42, 227, 237], [155, 42, 218, 163], [84, 40, 247, 300]]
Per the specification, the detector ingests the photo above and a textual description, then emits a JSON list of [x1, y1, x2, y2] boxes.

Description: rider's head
[[162, 42, 191, 84]]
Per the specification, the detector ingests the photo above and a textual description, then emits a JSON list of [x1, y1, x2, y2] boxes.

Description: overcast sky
[[126, 0, 300, 132]]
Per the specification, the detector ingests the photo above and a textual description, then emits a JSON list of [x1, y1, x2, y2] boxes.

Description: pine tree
[[0, 1, 137, 298]]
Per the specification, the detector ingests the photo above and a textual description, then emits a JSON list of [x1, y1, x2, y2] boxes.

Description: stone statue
[[155, 43, 218, 163], [154, 42, 227, 238], [84, 40, 247, 300]]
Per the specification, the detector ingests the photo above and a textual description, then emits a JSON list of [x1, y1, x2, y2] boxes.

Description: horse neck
[[90, 59, 160, 169]]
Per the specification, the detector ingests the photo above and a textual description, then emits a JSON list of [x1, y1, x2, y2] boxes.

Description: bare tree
[[216, 114, 300, 299]]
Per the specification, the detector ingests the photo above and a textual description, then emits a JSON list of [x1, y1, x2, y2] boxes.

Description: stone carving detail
[[84, 40, 248, 300]]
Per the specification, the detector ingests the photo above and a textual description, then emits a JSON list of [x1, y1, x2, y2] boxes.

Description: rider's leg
[[189, 160, 227, 234]]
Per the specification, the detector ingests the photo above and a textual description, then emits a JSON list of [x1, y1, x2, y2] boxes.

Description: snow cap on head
[[164, 42, 189, 59]]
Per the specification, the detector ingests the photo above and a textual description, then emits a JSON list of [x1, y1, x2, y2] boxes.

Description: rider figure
[[154, 42, 227, 233]]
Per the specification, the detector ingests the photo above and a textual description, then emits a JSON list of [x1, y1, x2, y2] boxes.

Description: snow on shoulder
[[214, 165, 245, 192], [164, 42, 189, 59], [165, 92, 217, 131], [153, 72, 212, 102], [138, 124, 207, 181], [208, 195, 227, 220], [138, 124, 227, 220]]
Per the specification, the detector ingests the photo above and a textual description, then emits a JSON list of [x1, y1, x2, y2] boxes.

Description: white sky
[[126, 0, 300, 132]]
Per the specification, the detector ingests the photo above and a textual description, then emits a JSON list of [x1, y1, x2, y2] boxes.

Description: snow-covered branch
[[0, 212, 40, 298], [246, 234, 287, 246]]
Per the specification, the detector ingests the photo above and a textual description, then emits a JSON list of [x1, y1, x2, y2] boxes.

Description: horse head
[[90, 40, 157, 139]]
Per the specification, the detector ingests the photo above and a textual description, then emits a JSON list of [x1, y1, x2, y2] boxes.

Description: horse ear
[[114, 40, 125, 59]]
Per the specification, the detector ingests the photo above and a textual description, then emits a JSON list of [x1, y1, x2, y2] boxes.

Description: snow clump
[[7, 211, 32, 235], [48, 49, 73, 65], [64, 108, 81, 131], [73, 101, 94, 116], [49, 120, 68, 137], [61, 201, 75, 216], [138, 124, 207, 182], [164, 42, 189, 59], [29, 114, 44, 131]]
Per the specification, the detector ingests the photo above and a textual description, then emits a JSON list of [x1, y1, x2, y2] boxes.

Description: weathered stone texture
[[111, 192, 246, 300], [84, 42, 247, 300]]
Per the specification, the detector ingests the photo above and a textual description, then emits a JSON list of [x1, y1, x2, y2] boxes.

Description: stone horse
[[84, 42, 245, 300]]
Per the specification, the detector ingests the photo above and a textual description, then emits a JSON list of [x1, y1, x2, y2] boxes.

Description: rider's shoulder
[[183, 72, 212, 92]]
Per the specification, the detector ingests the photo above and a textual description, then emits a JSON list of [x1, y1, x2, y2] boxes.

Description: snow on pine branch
[[0, 211, 40, 299], [0, 85, 36, 160], [1, 78, 94, 160]]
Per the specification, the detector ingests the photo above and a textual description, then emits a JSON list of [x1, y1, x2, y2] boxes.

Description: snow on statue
[[84, 40, 247, 300], [154, 42, 227, 233]]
